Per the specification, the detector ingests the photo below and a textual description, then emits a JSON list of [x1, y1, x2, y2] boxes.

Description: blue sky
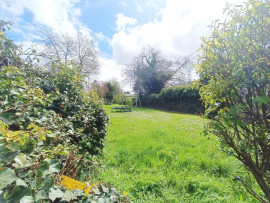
[[0, 0, 243, 89]]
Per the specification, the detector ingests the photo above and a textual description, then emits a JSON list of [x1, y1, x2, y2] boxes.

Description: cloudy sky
[[0, 0, 243, 89]]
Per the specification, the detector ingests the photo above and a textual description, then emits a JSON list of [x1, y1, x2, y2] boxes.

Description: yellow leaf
[[60, 175, 92, 195]]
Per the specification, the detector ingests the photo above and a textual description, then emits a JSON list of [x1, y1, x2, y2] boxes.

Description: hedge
[[140, 85, 204, 114]]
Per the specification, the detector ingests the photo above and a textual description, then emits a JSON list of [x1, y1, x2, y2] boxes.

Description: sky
[[0, 0, 244, 90]]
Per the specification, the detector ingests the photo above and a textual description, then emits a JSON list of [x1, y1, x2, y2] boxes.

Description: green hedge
[[140, 86, 204, 113]]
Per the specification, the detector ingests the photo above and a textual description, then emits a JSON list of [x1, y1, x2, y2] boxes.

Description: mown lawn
[[96, 106, 256, 202]]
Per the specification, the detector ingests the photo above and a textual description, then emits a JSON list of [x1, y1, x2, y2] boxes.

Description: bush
[[124, 97, 133, 106], [140, 85, 204, 114], [197, 0, 270, 201], [0, 65, 110, 201]]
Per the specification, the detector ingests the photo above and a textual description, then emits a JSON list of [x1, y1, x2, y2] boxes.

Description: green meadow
[[95, 106, 257, 202]]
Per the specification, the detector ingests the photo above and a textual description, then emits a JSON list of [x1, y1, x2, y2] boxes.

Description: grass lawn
[[95, 106, 256, 202]]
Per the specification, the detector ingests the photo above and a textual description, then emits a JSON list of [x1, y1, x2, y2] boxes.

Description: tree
[[105, 79, 123, 103], [37, 28, 100, 78], [197, 0, 270, 202], [0, 20, 21, 68], [123, 47, 192, 95], [90, 80, 109, 99]]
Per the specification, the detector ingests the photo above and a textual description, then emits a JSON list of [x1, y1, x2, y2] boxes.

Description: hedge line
[[140, 85, 204, 114]]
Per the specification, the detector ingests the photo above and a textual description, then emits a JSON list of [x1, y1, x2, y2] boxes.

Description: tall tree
[[124, 47, 192, 95], [197, 0, 270, 202], [37, 28, 100, 78]]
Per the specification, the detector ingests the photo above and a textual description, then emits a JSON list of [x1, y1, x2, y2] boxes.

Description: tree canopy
[[124, 47, 192, 95], [197, 0, 270, 202]]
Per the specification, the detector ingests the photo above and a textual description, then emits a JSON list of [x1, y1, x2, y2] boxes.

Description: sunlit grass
[[96, 106, 256, 202]]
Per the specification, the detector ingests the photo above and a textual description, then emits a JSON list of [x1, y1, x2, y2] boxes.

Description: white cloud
[[111, 0, 241, 66], [98, 57, 121, 81], [116, 14, 138, 31], [98, 56, 133, 90], [0, 0, 83, 35]]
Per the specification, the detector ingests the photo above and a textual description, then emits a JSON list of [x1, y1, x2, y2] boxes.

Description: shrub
[[140, 85, 203, 114], [197, 0, 270, 202], [0, 65, 110, 201]]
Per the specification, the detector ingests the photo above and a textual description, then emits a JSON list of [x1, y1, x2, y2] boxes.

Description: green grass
[[96, 106, 256, 202]]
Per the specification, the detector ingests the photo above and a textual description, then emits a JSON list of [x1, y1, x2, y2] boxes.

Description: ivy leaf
[[35, 190, 48, 201], [5, 186, 31, 202], [37, 161, 49, 177], [0, 144, 18, 162], [0, 168, 17, 190], [6, 143, 20, 151], [15, 153, 26, 165], [62, 189, 84, 202], [36, 175, 54, 195], [20, 196, 34, 203], [16, 179, 28, 187], [48, 159, 60, 173], [49, 187, 64, 201]]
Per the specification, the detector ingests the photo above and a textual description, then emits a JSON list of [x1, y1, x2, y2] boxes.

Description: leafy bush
[[0, 21, 131, 202], [0, 65, 114, 202], [197, 0, 270, 202], [140, 85, 204, 113]]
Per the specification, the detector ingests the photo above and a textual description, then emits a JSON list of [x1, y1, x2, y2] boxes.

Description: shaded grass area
[[96, 106, 256, 202]]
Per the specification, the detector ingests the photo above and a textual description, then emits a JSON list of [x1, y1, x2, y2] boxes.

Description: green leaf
[[48, 159, 60, 173], [49, 187, 64, 201], [5, 186, 31, 202], [0, 168, 17, 190], [35, 190, 48, 201], [15, 153, 26, 165], [37, 161, 49, 177], [36, 175, 54, 194], [62, 190, 84, 201], [16, 179, 28, 187], [0, 190, 8, 203], [6, 143, 20, 151], [20, 196, 34, 203]]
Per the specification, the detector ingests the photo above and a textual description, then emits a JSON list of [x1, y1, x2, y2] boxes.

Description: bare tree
[[37, 28, 100, 78]]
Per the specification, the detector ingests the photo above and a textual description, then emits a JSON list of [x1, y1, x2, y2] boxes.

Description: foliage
[[0, 21, 132, 202], [197, 0, 270, 202], [97, 106, 255, 202], [0, 63, 114, 201], [105, 79, 124, 104], [123, 47, 192, 95], [90, 80, 109, 100], [140, 85, 203, 113], [0, 20, 21, 67]]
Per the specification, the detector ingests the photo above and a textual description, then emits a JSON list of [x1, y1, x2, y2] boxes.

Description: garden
[[0, 0, 269, 202]]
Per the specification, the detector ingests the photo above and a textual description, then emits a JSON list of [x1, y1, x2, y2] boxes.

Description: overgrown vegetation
[[97, 106, 256, 202], [197, 0, 270, 202], [0, 21, 129, 202]]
